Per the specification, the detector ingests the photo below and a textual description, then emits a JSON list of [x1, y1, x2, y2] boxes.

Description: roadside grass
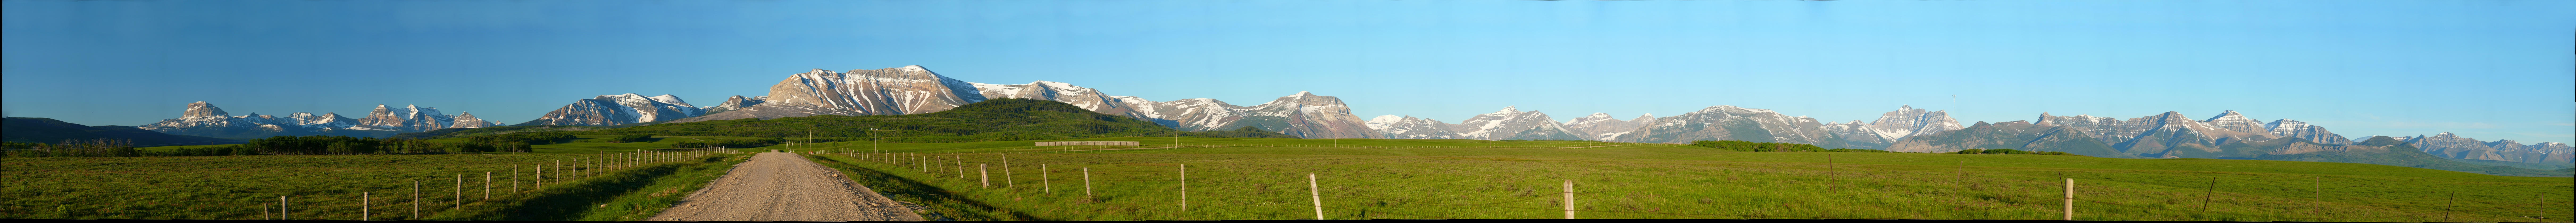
[[0, 150, 731, 220], [432, 152, 749, 221], [805, 137, 2574, 222]]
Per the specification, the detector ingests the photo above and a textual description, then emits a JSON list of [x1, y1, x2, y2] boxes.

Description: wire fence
[[822, 151, 2573, 222], [207, 150, 726, 220]]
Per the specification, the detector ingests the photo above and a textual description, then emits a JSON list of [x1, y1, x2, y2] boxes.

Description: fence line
[[821, 151, 2549, 222]]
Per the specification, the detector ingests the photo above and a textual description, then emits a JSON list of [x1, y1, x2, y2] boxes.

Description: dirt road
[[650, 152, 922, 221]]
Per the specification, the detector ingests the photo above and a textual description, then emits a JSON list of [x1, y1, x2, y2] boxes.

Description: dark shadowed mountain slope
[[4, 117, 244, 146]]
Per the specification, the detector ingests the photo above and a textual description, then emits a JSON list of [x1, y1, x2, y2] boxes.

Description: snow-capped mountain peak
[[182, 101, 228, 118], [1450, 106, 1584, 141], [2199, 110, 2268, 134], [138, 101, 485, 138], [1367, 114, 1404, 130], [1863, 105, 1963, 141], [524, 93, 708, 126]]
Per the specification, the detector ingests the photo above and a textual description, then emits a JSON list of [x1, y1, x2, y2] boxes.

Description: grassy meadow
[[5, 134, 754, 220], [27, 134, 2571, 222], [797, 137, 2574, 222]]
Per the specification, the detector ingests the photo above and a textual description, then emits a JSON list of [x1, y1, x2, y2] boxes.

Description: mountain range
[[520, 93, 705, 126], [132, 101, 497, 138], [5, 117, 242, 146], [101, 65, 2571, 168], [640, 66, 1378, 139]]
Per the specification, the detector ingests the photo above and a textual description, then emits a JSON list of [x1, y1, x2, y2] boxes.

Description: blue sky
[[5, 0, 2570, 143]]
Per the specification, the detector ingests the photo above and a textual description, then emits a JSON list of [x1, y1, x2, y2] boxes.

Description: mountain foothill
[[41, 65, 2571, 172]]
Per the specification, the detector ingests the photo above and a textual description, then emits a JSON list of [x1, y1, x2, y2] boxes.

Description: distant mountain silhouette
[[4, 117, 244, 146]]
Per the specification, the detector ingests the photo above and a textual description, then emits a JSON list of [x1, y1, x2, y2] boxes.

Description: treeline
[[1951, 148, 2082, 156], [1, 139, 142, 157], [1688, 140, 1889, 152], [670, 138, 785, 149]]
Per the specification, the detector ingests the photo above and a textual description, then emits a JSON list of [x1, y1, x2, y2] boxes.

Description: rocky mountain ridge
[[520, 93, 706, 126], [662, 66, 1380, 139], [136, 101, 498, 138]]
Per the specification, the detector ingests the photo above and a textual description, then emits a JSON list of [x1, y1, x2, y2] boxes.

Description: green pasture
[[66, 135, 2576, 221], [804, 137, 2574, 222], [0, 150, 740, 220]]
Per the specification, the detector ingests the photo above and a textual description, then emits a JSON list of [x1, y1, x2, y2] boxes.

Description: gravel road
[[650, 152, 923, 221]]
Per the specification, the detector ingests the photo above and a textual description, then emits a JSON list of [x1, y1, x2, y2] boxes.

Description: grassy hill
[[2, 117, 244, 146], [792, 137, 2572, 221]]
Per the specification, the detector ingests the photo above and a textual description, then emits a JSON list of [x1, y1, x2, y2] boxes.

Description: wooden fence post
[[512, 165, 521, 193], [955, 155, 964, 179], [2063, 178, 2074, 221], [412, 180, 420, 219], [455, 174, 463, 210], [280, 195, 288, 220], [2202, 177, 2216, 212], [1003, 154, 1014, 188], [484, 172, 492, 201], [980, 164, 990, 188], [1180, 164, 1188, 213], [2444, 192, 2456, 221], [1563, 180, 1575, 219], [536, 163, 543, 190], [1310, 173, 1324, 220], [1043, 164, 1053, 193], [1083, 167, 1093, 197], [363, 192, 370, 221]]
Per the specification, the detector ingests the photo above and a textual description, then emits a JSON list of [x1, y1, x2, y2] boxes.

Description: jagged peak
[[1029, 80, 1077, 87], [900, 65, 926, 70], [1495, 106, 1521, 113], [1690, 104, 1772, 113], [2203, 110, 2253, 121], [2434, 132, 2457, 137]]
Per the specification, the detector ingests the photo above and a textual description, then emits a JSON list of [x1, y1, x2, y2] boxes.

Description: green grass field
[[798, 137, 2573, 222], [51, 135, 2576, 221], [3, 137, 748, 220]]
